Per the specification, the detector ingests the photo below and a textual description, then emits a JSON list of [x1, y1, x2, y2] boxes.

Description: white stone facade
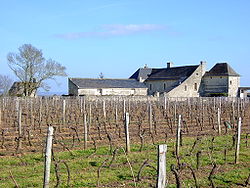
[[145, 62, 207, 97], [142, 62, 240, 97], [202, 76, 240, 97], [166, 64, 205, 97], [68, 78, 147, 96]]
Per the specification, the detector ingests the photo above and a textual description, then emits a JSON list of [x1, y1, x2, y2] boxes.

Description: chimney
[[200, 61, 207, 76], [167, 62, 173, 68], [200, 61, 206, 65]]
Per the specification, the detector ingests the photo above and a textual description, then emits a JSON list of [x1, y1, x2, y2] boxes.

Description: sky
[[0, 0, 250, 94]]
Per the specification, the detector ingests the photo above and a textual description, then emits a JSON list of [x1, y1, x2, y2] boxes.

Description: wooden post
[[84, 113, 88, 149], [217, 108, 221, 135], [18, 107, 22, 135], [0, 108, 2, 127], [43, 126, 54, 188], [62, 99, 66, 125], [15, 99, 19, 113], [88, 103, 92, 131], [103, 100, 106, 119], [156, 144, 167, 188], [80, 97, 83, 113], [149, 104, 153, 133], [83, 97, 86, 113], [176, 115, 181, 157], [123, 100, 126, 118], [164, 97, 167, 110], [124, 112, 130, 153], [201, 100, 204, 128], [235, 117, 242, 164], [30, 100, 34, 127], [39, 98, 42, 125], [174, 103, 177, 125], [17, 106, 22, 152], [237, 99, 240, 117], [115, 104, 118, 123], [240, 98, 244, 118], [232, 102, 235, 128]]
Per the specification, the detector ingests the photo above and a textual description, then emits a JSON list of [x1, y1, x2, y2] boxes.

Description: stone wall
[[145, 62, 206, 97], [69, 79, 147, 96], [101, 88, 147, 96], [202, 76, 228, 95], [202, 76, 239, 97], [165, 64, 204, 97], [75, 87, 147, 96], [78, 88, 100, 95], [68, 79, 78, 95], [145, 80, 178, 95], [228, 76, 240, 97]]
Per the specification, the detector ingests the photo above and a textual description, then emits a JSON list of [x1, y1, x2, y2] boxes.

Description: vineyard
[[0, 96, 249, 187]]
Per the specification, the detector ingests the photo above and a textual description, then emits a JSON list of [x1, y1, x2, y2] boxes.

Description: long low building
[[68, 78, 148, 96]]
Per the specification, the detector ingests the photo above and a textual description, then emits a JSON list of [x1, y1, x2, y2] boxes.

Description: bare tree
[[0, 74, 13, 96], [7, 44, 67, 96]]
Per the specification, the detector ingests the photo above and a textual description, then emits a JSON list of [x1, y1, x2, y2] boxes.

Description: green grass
[[0, 135, 249, 187]]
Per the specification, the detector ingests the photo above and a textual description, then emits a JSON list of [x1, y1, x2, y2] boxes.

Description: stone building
[[238, 87, 250, 98], [8, 82, 38, 97], [130, 62, 240, 97], [201, 63, 240, 97], [68, 78, 147, 96]]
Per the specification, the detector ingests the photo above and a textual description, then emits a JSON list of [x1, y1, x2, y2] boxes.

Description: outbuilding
[[68, 78, 148, 96]]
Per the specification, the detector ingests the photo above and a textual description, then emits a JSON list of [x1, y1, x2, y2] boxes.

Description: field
[[0, 96, 249, 187]]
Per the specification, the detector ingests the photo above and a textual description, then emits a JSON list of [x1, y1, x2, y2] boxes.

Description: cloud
[[54, 24, 166, 39]]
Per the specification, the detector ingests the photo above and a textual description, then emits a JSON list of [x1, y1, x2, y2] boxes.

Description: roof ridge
[[70, 78, 136, 80], [69, 78, 147, 89], [164, 65, 198, 70], [226, 63, 229, 74], [205, 63, 240, 77]]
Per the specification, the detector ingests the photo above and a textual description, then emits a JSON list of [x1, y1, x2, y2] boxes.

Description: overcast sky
[[0, 0, 250, 94]]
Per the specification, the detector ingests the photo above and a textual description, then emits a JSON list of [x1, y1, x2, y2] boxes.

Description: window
[[230, 80, 232, 85], [194, 83, 198, 91], [185, 85, 187, 91], [210, 77, 212, 79], [149, 84, 152, 90], [163, 83, 166, 90]]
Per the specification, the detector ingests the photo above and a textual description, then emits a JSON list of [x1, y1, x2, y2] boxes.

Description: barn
[[68, 78, 148, 96]]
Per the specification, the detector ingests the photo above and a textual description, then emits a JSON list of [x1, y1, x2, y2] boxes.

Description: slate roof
[[146, 65, 199, 81], [69, 78, 147, 89], [129, 68, 153, 80], [204, 63, 240, 77]]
